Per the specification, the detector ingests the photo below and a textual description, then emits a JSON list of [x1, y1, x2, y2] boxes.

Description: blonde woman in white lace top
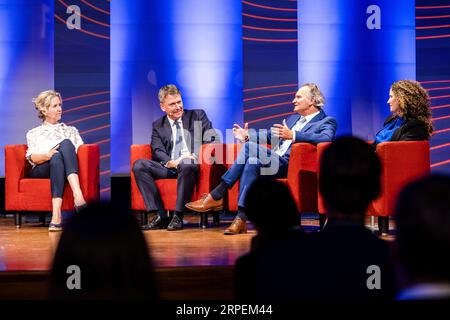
[[26, 90, 87, 231]]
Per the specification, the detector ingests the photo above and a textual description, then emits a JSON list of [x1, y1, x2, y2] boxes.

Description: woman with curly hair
[[374, 80, 433, 145]]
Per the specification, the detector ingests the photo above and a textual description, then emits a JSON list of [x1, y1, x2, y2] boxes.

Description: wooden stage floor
[[0, 214, 259, 271], [0, 214, 257, 299], [0, 213, 392, 272], [0, 214, 394, 299]]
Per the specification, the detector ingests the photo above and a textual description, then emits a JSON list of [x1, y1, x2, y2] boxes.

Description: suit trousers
[[30, 139, 79, 198], [132, 158, 199, 214], [221, 141, 289, 208]]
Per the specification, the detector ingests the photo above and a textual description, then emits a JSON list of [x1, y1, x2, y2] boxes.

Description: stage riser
[[0, 266, 233, 300]]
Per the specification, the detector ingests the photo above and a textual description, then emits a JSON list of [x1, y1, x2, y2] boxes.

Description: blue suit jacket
[[267, 110, 337, 160]]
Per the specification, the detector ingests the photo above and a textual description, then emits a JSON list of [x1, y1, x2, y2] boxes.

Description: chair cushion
[[18, 179, 74, 211], [19, 179, 51, 194]]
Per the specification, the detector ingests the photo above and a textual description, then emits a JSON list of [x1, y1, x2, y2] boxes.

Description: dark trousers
[[30, 139, 79, 198], [132, 158, 199, 216]]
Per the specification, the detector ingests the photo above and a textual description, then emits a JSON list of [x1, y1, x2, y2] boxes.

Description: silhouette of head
[[319, 136, 381, 219], [395, 175, 450, 284], [244, 178, 300, 235], [50, 202, 157, 300]]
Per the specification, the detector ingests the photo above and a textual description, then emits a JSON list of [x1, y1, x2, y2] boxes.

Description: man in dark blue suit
[[133, 84, 217, 231], [186, 83, 337, 235]]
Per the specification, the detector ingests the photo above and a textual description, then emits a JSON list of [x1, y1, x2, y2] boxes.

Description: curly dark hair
[[391, 80, 433, 137]]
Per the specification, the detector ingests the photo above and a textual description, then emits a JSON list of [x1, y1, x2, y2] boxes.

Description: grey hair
[[301, 83, 325, 109], [158, 84, 181, 103]]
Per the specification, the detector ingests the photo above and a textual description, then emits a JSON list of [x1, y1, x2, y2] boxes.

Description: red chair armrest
[[5, 144, 28, 197], [131, 144, 152, 167], [288, 143, 318, 212], [130, 144, 152, 209], [77, 144, 100, 203], [317, 142, 332, 214]]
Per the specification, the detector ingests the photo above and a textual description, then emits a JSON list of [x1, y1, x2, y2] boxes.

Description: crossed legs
[[186, 141, 289, 234], [31, 139, 86, 225]]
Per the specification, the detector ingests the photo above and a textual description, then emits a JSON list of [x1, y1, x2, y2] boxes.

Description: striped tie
[[173, 121, 183, 159]]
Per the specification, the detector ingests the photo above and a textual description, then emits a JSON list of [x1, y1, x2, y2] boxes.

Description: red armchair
[[368, 141, 430, 233], [130, 144, 225, 228], [222, 143, 319, 217], [5, 144, 100, 227], [317, 141, 430, 234]]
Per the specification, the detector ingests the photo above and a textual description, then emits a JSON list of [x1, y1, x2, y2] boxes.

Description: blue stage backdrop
[[242, 0, 298, 130], [298, 0, 416, 138], [0, 0, 54, 176], [111, 0, 243, 174], [416, 0, 450, 174], [54, 0, 110, 197], [2, 0, 450, 186]]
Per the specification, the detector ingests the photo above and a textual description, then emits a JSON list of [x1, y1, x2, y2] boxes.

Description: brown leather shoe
[[185, 193, 223, 213], [224, 217, 247, 235]]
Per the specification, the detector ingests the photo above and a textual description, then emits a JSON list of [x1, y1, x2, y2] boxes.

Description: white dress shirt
[[167, 117, 190, 160], [26, 122, 84, 166], [274, 111, 320, 157]]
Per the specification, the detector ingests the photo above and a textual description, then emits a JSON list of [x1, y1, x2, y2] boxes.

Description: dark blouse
[[375, 115, 429, 145]]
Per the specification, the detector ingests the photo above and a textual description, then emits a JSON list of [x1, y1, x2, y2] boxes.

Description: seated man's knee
[[132, 159, 147, 174], [242, 141, 261, 160], [178, 162, 198, 174], [246, 156, 261, 166]]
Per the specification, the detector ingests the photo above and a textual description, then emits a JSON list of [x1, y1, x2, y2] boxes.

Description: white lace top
[[26, 122, 84, 166]]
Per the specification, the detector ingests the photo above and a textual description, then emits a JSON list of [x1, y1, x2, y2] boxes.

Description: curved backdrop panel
[[298, 0, 416, 138], [0, 0, 54, 176], [111, 0, 243, 174], [416, 0, 450, 174]]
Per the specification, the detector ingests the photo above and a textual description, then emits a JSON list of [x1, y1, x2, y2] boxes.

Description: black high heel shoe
[[75, 203, 87, 213]]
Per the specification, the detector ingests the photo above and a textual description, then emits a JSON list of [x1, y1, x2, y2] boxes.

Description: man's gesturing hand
[[233, 122, 249, 142], [272, 119, 294, 140]]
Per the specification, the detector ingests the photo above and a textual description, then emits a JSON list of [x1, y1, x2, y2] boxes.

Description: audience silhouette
[[234, 178, 303, 299], [234, 137, 396, 300], [49, 202, 157, 300], [395, 175, 450, 300], [245, 178, 302, 251]]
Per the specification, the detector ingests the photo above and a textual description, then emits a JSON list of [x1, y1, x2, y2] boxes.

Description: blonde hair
[[301, 83, 325, 109], [32, 90, 62, 121]]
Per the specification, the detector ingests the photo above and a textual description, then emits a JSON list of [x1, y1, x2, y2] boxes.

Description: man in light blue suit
[[186, 83, 338, 235]]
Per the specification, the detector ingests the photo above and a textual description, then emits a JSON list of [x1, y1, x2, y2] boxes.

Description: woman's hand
[[30, 145, 60, 165], [233, 123, 249, 142], [46, 144, 60, 160]]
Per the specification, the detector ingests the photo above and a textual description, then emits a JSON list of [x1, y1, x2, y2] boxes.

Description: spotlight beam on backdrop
[[111, 0, 243, 174]]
